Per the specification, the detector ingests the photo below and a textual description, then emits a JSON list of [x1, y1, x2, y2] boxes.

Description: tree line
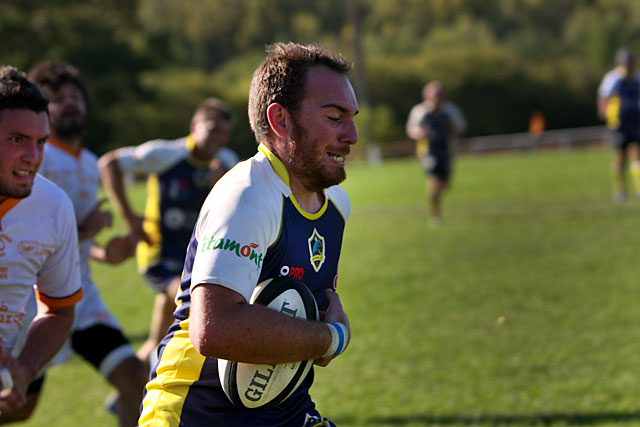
[[2, 0, 638, 158]]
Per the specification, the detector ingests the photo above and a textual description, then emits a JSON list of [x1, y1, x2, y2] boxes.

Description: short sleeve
[[444, 102, 467, 135], [217, 147, 240, 171], [115, 139, 186, 175], [35, 193, 82, 307], [190, 167, 281, 301]]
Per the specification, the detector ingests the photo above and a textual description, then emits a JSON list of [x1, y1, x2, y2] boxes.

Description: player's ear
[[266, 103, 291, 138]]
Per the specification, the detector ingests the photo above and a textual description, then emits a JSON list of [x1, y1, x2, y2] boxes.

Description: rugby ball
[[218, 276, 319, 409]]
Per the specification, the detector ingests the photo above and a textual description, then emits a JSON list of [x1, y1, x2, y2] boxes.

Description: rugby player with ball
[[138, 42, 357, 427]]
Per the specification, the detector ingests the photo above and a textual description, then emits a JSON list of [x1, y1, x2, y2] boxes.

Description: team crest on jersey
[[307, 228, 325, 272]]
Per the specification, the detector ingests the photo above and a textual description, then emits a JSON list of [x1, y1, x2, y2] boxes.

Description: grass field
[[18, 146, 640, 426]]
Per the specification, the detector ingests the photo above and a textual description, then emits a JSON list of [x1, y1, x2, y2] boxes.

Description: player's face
[[191, 110, 232, 157], [43, 82, 87, 138], [0, 109, 49, 202], [425, 83, 443, 107], [287, 66, 359, 192]]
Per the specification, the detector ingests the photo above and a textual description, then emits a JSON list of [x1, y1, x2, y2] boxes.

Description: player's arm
[[405, 105, 427, 140], [98, 150, 151, 244], [78, 199, 112, 241], [89, 234, 137, 265], [0, 301, 74, 409], [597, 96, 609, 121], [189, 283, 349, 365]]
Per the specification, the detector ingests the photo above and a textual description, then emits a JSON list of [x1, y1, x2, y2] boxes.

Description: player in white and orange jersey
[[0, 66, 82, 423], [28, 61, 147, 427]]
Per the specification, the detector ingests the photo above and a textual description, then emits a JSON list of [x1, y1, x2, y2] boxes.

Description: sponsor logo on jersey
[[0, 302, 23, 325], [199, 235, 264, 267], [17, 241, 54, 256], [308, 228, 325, 272], [279, 265, 304, 280], [0, 268, 7, 279], [0, 235, 12, 257]]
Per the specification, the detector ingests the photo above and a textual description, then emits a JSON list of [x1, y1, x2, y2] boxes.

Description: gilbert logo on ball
[[218, 276, 319, 409]]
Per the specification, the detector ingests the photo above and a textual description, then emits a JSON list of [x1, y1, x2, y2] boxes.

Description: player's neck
[[192, 144, 218, 162], [51, 133, 83, 152], [289, 177, 324, 214]]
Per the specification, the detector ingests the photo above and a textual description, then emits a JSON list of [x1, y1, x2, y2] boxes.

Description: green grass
[[19, 147, 640, 426]]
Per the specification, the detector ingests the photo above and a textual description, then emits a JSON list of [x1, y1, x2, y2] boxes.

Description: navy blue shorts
[[421, 153, 451, 181], [612, 124, 640, 150]]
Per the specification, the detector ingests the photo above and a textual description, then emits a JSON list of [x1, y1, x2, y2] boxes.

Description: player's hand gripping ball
[[218, 276, 319, 409]]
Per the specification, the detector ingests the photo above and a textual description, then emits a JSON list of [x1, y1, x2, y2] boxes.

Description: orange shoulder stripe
[[35, 288, 83, 308]]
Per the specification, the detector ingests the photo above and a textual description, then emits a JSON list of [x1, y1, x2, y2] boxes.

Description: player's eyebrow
[[8, 131, 50, 140], [320, 103, 359, 116]]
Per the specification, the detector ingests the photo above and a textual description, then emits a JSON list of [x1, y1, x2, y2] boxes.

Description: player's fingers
[[325, 289, 343, 309], [93, 198, 108, 211]]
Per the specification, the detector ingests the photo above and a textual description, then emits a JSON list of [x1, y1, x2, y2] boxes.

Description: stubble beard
[[51, 114, 85, 140], [287, 120, 346, 193], [0, 180, 33, 200]]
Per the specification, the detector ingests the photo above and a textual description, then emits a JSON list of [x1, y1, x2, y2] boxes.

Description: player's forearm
[[406, 124, 426, 140], [17, 304, 74, 382], [98, 153, 136, 220], [189, 287, 332, 364]]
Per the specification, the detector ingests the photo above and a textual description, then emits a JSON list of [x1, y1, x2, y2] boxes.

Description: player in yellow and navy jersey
[[139, 42, 356, 427], [597, 47, 640, 202], [99, 98, 238, 372], [406, 81, 466, 227]]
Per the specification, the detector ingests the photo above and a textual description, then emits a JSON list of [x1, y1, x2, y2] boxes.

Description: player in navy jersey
[[597, 47, 640, 202], [99, 98, 238, 371], [406, 81, 466, 227], [138, 42, 356, 427]]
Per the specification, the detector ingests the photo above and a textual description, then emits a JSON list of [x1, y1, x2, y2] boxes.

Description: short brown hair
[[0, 66, 49, 116], [193, 97, 233, 122], [28, 61, 88, 103], [248, 42, 352, 141]]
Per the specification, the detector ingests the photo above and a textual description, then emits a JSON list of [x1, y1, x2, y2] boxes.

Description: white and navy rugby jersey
[[115, 135, 238, 273], [0, 175, 82, 353], [598, 66, 640, 130], [139, 144, 350, 427]]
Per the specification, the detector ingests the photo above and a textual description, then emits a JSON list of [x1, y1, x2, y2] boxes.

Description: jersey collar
[[47, 138, 84, 158], [258, 143, 328, 220], [186, 134, 214, 167]]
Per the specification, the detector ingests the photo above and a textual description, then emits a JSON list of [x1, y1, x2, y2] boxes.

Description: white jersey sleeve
[[405, 103, 428, 137], [444, 101, 467, 135], [598, 68, 622, 99], [190, 157, 283, 301], [35, 182, 83, 306], [115, 138, 187, 175], [217, 147, 240, 170]]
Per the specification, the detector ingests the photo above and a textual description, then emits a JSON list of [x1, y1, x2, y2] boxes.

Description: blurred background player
[[99, 97, 238, 371], [0, 66, 82, 423], [597, 46, 640, 202], [406, 80, 466, 227], [28, 61, 147, 427], [138, 42, 354, 427]]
